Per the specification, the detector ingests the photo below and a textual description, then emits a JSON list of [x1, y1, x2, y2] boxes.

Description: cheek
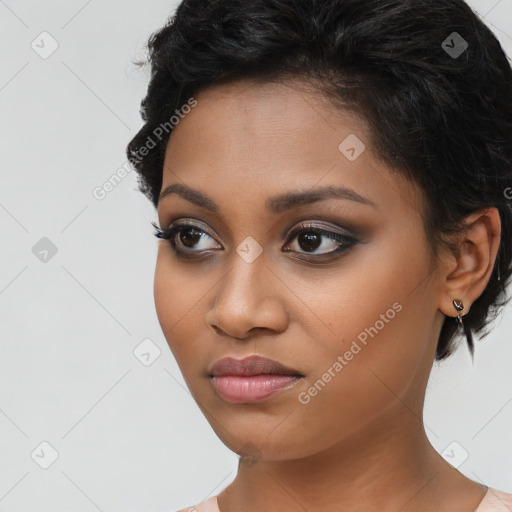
[[153, 252, 212, 376], [283, 303, 426, 457], [295, 368, 392, 445], [292, 246, 430, 431], [153, 252, 197, 357], [153, 249, 201, 333], [153, 255, 173, 332]]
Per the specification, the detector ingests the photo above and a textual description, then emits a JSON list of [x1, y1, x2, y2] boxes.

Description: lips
[[209, 355, 303, 377]]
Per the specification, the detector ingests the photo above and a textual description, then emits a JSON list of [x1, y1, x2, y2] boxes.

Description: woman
[[126, 0, 512, 510]]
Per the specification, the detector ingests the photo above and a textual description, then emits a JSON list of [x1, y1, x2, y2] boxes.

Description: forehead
[[161, 79, 424, 220]]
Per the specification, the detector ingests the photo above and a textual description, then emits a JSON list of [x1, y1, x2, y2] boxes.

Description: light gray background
[[0, 1, 511, 511]]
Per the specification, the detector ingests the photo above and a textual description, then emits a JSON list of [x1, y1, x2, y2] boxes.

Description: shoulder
[[476, 487, 512, 511], [173, 495, 219, 512]]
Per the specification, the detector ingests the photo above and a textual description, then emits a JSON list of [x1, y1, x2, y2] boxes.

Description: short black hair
[[126, 0, 512, 362]]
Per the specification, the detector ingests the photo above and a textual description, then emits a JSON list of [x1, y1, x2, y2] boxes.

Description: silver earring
[[453, 298, 475, 359], [452, 298, 464, 327]]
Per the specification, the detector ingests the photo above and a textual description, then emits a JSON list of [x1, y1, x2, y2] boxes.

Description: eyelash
[[152, 220, 358, 260]]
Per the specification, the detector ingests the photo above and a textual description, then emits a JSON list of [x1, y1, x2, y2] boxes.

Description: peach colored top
[[175, 487, 512, 512]]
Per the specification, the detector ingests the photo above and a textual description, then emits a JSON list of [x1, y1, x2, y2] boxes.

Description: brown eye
[[153, 221, 221, 258], [179, 227, 204, 248], [284, 223, 357, 258], [296, 232, 322, 252]]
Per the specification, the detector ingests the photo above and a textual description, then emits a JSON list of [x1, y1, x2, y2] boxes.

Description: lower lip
[[210, 375, 302, 403]]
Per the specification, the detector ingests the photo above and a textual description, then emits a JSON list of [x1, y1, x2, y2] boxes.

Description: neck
[[218, 401, 487, 512]]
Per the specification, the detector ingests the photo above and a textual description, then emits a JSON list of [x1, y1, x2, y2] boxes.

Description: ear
[[438, 208, 501, 319]]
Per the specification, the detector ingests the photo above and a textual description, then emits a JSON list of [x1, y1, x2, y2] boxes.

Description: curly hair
[[126, 0, 512, 362]]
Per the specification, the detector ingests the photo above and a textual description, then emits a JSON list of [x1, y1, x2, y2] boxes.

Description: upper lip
[[209, 355, 303, 377]]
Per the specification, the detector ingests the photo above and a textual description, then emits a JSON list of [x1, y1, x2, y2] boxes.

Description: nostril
[[211, 325, 223, 335]]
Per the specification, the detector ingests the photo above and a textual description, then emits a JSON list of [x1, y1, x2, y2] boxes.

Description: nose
[[204, 256, 289, 340]]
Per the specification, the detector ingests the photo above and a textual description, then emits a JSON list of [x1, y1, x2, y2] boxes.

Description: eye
[[152, 220, 221, 258], [283, 222, 357, 258]]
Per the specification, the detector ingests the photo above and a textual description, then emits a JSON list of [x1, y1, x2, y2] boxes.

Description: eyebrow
[[158, 183, 378, 213]]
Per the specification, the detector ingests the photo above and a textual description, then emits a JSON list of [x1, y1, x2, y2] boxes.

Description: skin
[[153, 79, 501, 512]]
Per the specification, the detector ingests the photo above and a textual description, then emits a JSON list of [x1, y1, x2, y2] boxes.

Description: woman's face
[[154, 79, 446, 459]]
